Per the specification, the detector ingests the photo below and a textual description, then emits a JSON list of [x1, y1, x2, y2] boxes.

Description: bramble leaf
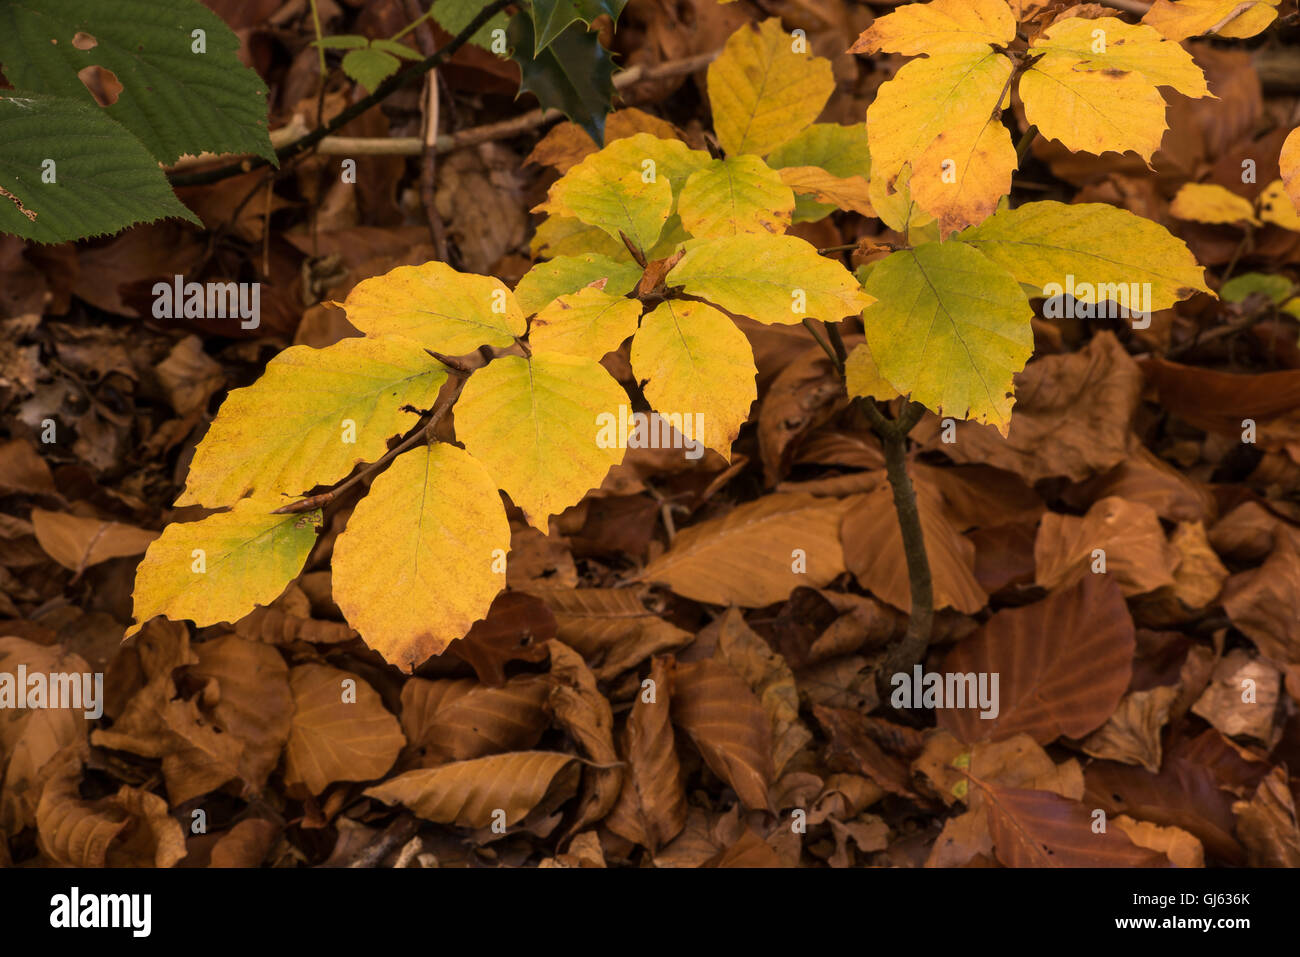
[[1019, 17, 1209, 162], [530, 287, 643, 360], [678, 156, 795, 238], [341, 262, 525, 354], [514, 253, 642, 313], [707, 18, 834, 158], [1142, 0, 1278, 40], [128, 501, 320, 637], [861, 242, 1034, 434], [956, 201, 1212, 311], [666, 233, 875, 325], [456, 353, 627, 530], [341, 47, 402, 92], [0, 93, 198, 242], [630, 300, 758, 458], [0, 0, 274, 165], [175, 336, 448, 508], [330, 443, 509, 672]]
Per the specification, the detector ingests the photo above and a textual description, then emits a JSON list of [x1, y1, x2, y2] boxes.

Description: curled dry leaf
[[1221, 529, 1300, 666], [207, 818, 280, 868], [1081, 685, 1179, 773], [642, 493, 849, 607], [399, 674, 552, 765], [938, 576, 1135, 745], [30, 508, 157, 573], [672, 658, 774, 811], [1232, 766, 1300, 867], [606, 655, 688, 851], [546, 641, 622, 834], [283, 663, 405, 795], [1034, 496, 1180, 596], [1112, 815, 1204, 869], [1190, 648, 1280, 743], [532, 588, 691, 681], [364, 751, 580, 828]]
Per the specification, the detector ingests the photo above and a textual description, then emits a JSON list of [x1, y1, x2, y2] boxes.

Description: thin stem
[[801, 318, 838, 368], [1015, 123, 1038, 164], [169, 0, 515, 187]]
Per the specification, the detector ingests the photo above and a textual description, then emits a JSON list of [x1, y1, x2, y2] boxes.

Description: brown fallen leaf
[[1112, 815, 1204, 868], [1034, 496, 1180, 596], [36, 753, 186, 867], [524, 121, 598, 174], [711, 608, 811, 775], [207, 818, 280, 868], [842, 479, 987, 614], [0, 637, 91, 832], [283, 663, 405, 795], [1063, 444, 1216, 524], [443, 590, 553, 686], [980, 787, 1171, 867], [1209, 501, 1300, 563], [704, 826, 785, 867], [938, 576, 1135, 745], [1190, 648, 1280, 743], [673, 658, 774, 811], [30, 508, 158, 573], [1144, 357, 1300, 436], [606, 656, 688, 851], [0, 438, 56, 496], [1221, 529, 1300, 666], [642, 493, 849, 607], [1081, 685, 1179, 773], [532, 588, 691, 680], [917, 331, 1141, 483], [400, 674, 551, 765], [1232, 766, 1300, 867], [547, 641, 622, 835], [364, 751, 580, 828], [756, 342, 855, 485], [814, 704, 914, 799]]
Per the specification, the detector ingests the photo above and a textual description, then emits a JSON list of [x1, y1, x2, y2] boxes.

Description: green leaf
[[313, 35, 369, 50], [861, 242, 1034, 435], [508, 13, 616, 143], [766, 123, 872, 222], [331, 443, 510, 672], [430, 0, 511, 50], [342, 47, 402, 92], [128, 501, 320, 636], [1220, 272, 1292, 305], [545, 147, 673, 254], [176, 336, 448, 508], [0, 93, 199, 243], [514, 253, 642, 313], [530, 0, 630, 55], [957, 201, 1212, 311], [370, 39, 422, 61], [0, 0, 274, 165], [665, 233, 875, 325]]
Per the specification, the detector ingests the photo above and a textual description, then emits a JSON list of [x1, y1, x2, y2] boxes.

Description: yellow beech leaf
[[128, 501, 320, 637], [707, 18, 834, 158], [342, 261, 525, 354], [530, 286, 643, 360], [1258, 179, 1300, 232], [629, 300, 758, 459], [867, 52, 1015, 236], [870, 164, 937, 235], [1143, 0, 1278, 40], [364, 751, 578, 827], [541, 133, 712, 219], [766, 123, 872, 221], [777, 166, 875, 217], [176, 336, 447, 508], [330, 443, 509, 672], [845, 342, 900, 402], [861, 242, 1034, 434], [678, 156, 795, 237], [514, 253, 642, 314], [1169, 183, 1259, 225], [665, 233, 875, 325], [957, 201, 1212, 311], [1278, 131, 1300, 216], [532, 214, 631, 260], [1019, 17, 1209, 162], [849, 0, 1016, 56], [456, 353, 627, 530], [548, 165, 672, 255]]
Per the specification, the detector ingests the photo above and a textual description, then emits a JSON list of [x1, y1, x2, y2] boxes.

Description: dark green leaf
[[530, 0, 630, 55], [508, 13, 616, 143]]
